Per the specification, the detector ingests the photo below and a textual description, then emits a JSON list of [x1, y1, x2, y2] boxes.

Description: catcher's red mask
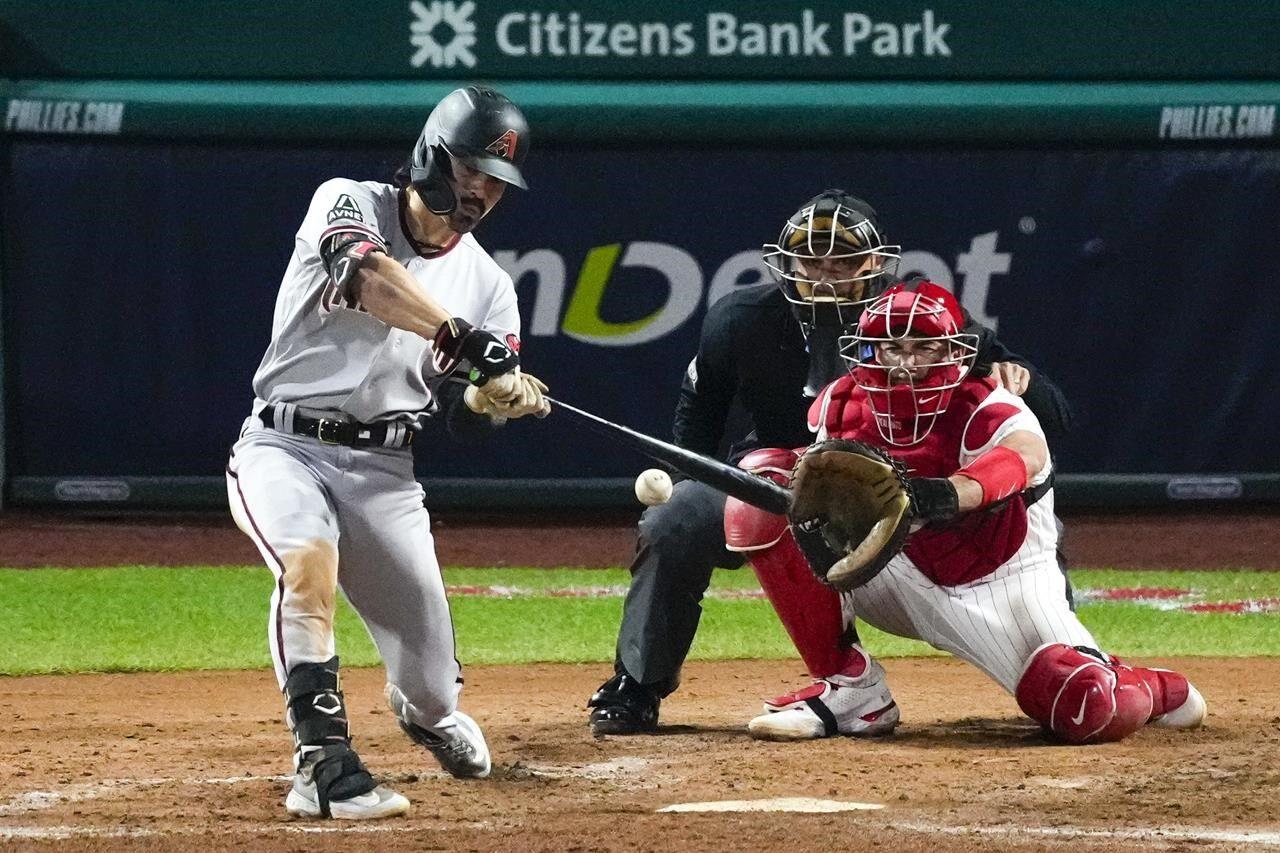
[[841, 284, 978, 446]]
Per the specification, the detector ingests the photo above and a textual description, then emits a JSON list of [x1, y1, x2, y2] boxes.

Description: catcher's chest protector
[[818, 376, 1036, 586]]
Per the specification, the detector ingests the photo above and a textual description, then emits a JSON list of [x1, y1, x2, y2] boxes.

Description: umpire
[[587, 189, 1075, 735]]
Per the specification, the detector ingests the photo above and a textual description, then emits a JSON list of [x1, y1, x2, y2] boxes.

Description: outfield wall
[[2, 3, 1278, 510]]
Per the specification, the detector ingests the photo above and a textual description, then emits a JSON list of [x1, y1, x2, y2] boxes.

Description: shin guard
[[1015, 643, 1154, 744], [745, 534, 860, 678], [284, 656, 375, 815]]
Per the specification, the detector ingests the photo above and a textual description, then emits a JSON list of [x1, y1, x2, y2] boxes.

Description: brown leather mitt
[[787, 439, 914, 591]]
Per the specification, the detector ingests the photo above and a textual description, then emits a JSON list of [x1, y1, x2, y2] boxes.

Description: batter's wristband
[[956, 446, 1028, 507], [431, 316, 474, 375]]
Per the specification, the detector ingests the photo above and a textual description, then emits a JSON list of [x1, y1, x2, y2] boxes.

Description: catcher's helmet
[[842, 282, 978, 446], [762, 189, 901, 335], [409, 86, 530, 215]]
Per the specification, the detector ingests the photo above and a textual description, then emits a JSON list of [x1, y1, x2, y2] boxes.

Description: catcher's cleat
[[284, 743, 409, 820], [749, 661, 899, 740], [587, 673, 660, 736]]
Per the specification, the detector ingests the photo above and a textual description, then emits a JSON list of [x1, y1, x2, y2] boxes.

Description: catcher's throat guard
[[786, 439, 914, 591]]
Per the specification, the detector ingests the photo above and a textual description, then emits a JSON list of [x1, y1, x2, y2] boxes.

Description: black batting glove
[[432, 317, 520, 385], [907, 477, 960, 524]]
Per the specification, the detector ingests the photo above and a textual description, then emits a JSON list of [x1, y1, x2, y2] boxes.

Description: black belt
[[259, 405, 414, 448]]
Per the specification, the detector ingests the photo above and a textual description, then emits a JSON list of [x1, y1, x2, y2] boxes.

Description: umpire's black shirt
[[673, 283, 1073, 463]]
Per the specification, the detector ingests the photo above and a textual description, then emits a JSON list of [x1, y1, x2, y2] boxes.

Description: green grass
[[1, 566, 1277, 675]]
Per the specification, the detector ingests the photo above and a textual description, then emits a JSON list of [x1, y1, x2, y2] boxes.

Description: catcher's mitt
[[787, 439, 914, 591]]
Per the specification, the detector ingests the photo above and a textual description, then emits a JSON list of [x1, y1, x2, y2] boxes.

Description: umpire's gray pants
[[613, 480, 743, 696]]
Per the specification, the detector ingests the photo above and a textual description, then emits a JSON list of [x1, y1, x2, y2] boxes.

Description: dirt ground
[[2, 510, 1279, 851]]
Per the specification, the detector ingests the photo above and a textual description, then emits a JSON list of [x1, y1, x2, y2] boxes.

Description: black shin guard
[[284, 657, 375, 816]]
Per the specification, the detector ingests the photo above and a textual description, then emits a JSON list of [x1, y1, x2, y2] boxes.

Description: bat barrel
[[544, 396, 792, 515]]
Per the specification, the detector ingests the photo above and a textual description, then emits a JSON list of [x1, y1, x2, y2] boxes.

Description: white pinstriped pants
[[842, 551, 1097, 693], [226, 418, 463, 731]]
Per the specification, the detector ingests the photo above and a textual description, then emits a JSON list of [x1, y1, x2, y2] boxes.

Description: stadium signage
[[1158, 104, 1276, 140], [495, 231, 1012, 346], [4, 99, 124, 135], [412, 2, 952, 68]]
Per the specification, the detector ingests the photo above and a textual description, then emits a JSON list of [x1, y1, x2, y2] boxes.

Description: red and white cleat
[[749, 660, 899, 740]]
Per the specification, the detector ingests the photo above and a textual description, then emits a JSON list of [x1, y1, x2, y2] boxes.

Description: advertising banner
[[4, 140, 1280, 482], [3, 1, 1278, 81]]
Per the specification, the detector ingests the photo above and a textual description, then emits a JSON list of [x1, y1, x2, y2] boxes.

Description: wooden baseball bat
[[544, 396, 792, 515]]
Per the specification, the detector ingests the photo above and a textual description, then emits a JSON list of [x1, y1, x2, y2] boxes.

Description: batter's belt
[[259, 404, 415, 449]]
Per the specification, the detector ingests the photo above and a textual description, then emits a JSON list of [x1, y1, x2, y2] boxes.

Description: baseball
[[634, 468, 673, 506]]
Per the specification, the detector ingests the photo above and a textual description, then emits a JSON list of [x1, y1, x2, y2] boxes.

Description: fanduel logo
[[410, 0, 478, 68], [494, 232, 1010, 346], [408, 7, 952, 66]]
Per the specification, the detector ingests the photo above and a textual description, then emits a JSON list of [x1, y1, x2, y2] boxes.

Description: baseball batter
[[725, 284, 1206, 744], [226, 86, 548, 820]]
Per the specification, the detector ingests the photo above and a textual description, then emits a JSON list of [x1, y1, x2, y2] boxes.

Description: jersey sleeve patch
[[326, 193, 365, 224]]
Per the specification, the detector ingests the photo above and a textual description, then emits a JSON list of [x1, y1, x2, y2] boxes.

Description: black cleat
[[587, 673, 660, 735]]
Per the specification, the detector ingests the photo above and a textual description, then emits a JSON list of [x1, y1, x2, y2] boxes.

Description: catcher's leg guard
[[1015, 643, 1156, 744], [283, 657, 408, 819], [1131, 666, 1206, 729], [740, 533, 861, 678], [725, 448, 860, 679]]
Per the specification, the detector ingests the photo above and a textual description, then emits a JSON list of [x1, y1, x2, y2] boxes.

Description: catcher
[[724, 282, 1207, 744]]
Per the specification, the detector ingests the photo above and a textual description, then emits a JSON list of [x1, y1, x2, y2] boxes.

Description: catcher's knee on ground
[[1014, 643, 1205, 743]]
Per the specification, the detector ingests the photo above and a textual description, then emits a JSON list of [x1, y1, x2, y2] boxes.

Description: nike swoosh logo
[[1070, 694, 1090, 725]]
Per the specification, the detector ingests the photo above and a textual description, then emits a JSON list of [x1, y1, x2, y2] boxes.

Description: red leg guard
[[746, 532, 858, 679], [1128, 666, 1191, 718], [1015, 643, 1155, 744]]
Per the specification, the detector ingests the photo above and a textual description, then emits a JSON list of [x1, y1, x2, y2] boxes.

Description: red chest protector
[[809, 375, 1031, 586]]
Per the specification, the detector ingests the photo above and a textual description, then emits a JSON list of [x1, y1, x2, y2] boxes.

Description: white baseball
[[634, 468, 673, 506]]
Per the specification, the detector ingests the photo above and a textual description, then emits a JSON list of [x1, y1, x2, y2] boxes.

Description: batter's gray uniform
[[226, 177, 517, 739]]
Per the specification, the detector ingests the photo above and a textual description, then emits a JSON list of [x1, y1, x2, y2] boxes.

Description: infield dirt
[[3, 658, 1279, 852], [2, 510, 1278, 851]]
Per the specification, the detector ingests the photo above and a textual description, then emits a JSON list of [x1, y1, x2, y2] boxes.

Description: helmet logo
[[486, 129, 519, 160]]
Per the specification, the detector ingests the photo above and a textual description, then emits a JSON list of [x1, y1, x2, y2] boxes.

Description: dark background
[[5, 140, 1279, 480]]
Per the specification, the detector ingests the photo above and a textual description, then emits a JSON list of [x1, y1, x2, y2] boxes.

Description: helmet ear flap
[[409, 143, 458, 215]]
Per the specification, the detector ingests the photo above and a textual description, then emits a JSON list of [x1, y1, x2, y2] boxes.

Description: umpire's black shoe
[[588, 673, 660, 735]]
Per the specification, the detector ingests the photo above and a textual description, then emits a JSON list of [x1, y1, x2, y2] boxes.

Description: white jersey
[[250, 178, 519, 423]]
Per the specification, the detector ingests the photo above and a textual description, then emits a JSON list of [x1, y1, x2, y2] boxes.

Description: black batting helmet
[[408, 86, 530, 215]]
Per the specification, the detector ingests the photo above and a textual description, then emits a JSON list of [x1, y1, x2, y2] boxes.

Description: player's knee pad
[[724, 448, 799, 552], [1015, 643, 1154, 744]]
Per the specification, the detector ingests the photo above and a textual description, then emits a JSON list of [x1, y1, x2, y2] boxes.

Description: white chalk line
[[891, 820, 1280, 847], [6, 815, 1278, 846], [0, 822, 491, 840], [0, 774, 287, 816]]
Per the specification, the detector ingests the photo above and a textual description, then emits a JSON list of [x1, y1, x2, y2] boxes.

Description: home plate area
[[2, 657, 1278, 851]]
